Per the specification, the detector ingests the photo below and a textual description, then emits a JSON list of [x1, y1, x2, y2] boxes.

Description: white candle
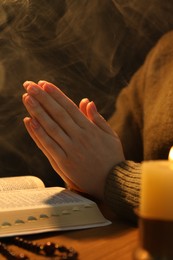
[[140, 159, 173, 220]]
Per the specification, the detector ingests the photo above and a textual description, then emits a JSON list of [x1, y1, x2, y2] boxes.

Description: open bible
[[0, 176, 111, 237]]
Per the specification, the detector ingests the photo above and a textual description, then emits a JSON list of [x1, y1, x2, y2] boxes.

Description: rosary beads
[[0, 236, 79, 260], [0, 241, 29, 260]]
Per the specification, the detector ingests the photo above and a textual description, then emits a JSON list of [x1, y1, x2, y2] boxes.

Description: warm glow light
[[168, 146, 173, 161]]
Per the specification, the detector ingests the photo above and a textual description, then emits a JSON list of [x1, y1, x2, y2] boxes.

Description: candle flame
[[168, 146, 173, 161]]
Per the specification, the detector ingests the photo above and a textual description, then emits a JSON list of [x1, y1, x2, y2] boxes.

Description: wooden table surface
[[0, 219, 139, 260]]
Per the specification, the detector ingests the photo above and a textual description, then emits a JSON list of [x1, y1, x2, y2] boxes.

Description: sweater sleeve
[[105, 161, 141, 223]]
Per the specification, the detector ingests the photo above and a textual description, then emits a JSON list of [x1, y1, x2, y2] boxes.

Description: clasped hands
[[22, 80, 124, 200]]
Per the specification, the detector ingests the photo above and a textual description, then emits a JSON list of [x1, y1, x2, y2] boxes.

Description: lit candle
[[139, 147, 173, 220], [135, 147, 173, 259], [168, 146, 173, 161]]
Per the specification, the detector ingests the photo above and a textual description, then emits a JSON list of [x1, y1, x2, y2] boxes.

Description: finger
[[23, 117, 81, 191], [22, 94, 71, 152], [24, 117, 62, 172], [37, 80, 90, 128], [24, 81, 92, 134], [23, 116, 66, 158], [23, 80, 37, 90], [23, 82, 80, 136], [24, 80, 44, 89], [79, 98, 90, 116], [86, 101, 115, 135]]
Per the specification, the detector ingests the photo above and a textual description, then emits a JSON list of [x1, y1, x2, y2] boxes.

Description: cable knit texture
[[105, 161, 141, 223]]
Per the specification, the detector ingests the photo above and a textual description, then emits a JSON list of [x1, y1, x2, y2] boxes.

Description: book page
[[0, 187, 92, 209], [0, 176, 45, 192]]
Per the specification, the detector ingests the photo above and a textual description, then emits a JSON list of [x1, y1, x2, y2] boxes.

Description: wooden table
[[0, 219, 139, 260]]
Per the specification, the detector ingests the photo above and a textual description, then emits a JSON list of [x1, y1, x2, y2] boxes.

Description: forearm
[[104, 161, 141, 223]]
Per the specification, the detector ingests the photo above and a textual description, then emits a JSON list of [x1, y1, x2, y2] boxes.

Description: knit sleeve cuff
[[104, 161, 141, 223]]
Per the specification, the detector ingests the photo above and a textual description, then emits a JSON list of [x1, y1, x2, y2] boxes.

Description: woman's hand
[[22, 80, 125, 200]]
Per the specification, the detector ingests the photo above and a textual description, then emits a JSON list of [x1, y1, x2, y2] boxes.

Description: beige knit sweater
[[104, 31, 173, 223]]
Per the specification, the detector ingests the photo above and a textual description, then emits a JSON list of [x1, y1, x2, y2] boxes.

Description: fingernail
[[27, 85, 39, 95], [38, 80, 46, 87], [25, 95, 37, 106], [23, 81, 31, 89], [90, 101, 97, 112], [43, 83, 53, 92], [30, 118, 40, 129], [22, 93, 28, 100], [83, 98, 90, 103]]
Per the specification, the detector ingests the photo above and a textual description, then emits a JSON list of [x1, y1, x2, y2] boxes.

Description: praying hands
[[22, 81, 124, 200]]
